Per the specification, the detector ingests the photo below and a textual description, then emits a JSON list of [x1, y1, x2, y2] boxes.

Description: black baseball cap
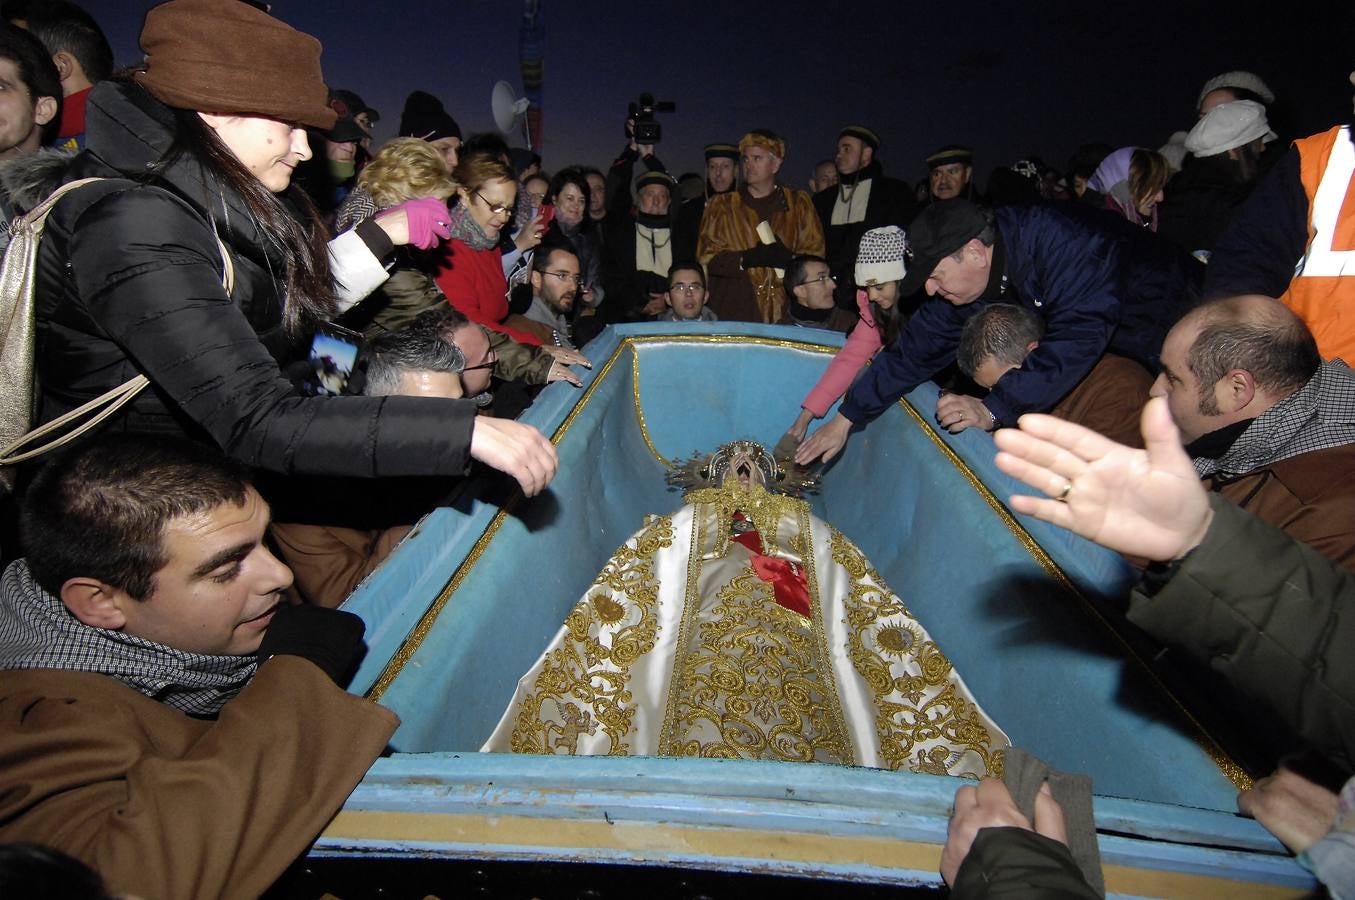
[[900, 199, 991, 296]]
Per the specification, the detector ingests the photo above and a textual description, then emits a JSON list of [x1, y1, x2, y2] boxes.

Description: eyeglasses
[[669, 283, 704, 295], [799, 273, 836, 287], [462, 349, 498, 373], [475, 190, 513, 217], [543, 270, 584, 287]]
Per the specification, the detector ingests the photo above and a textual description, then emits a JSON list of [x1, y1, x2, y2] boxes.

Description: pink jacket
[[801, 290, 883, 417]]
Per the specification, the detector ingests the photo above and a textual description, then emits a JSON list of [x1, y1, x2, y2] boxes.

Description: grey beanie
[[1197, 71, 1275, 111], [855, 226, 907, 286]]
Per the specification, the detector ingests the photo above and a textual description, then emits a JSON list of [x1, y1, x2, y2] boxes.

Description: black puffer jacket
[[33, 80, 475, 478]]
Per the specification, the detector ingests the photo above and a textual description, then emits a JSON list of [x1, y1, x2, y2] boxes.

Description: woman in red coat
[[435, 154, 543, 345]]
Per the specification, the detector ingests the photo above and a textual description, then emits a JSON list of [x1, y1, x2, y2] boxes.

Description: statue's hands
[[993, 397, 1213, 561]]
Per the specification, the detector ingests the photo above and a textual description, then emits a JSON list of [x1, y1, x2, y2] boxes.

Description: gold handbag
[[0, 178, 234, 492]]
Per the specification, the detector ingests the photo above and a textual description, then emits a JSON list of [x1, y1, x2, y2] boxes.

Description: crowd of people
[[0, 0, 1351, 896]]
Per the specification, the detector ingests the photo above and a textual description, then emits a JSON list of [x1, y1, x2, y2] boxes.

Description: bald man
[[1150, 294, 1355, 572]]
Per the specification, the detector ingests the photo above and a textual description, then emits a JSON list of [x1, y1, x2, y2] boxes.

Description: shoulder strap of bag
[[0, 178, 235, 483]]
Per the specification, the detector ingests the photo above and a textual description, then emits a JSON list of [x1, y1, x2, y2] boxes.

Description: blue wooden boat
[[322, 322, 1314, 897]]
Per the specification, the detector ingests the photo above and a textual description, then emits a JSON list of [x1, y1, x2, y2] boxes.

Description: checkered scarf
[[1195, 360, 1355, 479], [0, 560, 257, 716]]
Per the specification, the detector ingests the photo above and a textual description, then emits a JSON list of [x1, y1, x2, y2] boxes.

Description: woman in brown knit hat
[[29, 0, 556, 494]]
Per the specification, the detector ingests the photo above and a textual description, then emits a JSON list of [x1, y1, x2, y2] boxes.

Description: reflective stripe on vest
[[1298, 126, 1355, 277]]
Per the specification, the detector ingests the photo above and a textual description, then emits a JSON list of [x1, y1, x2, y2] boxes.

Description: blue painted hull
[[331, 323, 1312, 897]]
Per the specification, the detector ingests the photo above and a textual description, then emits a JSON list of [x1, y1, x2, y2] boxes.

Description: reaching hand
[[540, 345, 591, 368], [992, 396, 1213, 562], [546, 360, 582, 387], [469, 416, 559, 497], [935, 392, 994, 434], [794, 412, 851, 465], [1237, 767, 1341, 855], [377, 197, 452, 250], [941, 779, 1068, 886]]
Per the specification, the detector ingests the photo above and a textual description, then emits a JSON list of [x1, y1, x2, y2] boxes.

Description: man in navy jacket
[[797, 199, 1201, 464]]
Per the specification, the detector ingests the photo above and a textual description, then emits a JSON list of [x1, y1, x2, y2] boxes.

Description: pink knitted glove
[[386, 197, 452, 250]]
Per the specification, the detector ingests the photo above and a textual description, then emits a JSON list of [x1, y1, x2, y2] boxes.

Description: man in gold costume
[[485, 442, 1007, 778]]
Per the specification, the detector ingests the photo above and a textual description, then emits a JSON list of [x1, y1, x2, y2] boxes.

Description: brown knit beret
[[135, 0, 335, 130]]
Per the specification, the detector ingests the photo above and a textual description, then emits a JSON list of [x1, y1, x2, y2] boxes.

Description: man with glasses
[[657, 260, 717, 322], [779, 254, 857, 334], [514, 243, 583, 348]]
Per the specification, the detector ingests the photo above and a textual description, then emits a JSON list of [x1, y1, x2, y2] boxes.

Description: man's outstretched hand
[[993, 396, 1213, 562]]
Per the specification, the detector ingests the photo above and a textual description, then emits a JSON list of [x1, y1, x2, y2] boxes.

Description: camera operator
[[598, 100, 677, 323]]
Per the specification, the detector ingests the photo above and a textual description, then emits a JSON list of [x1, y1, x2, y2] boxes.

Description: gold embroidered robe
[[484, 484, 1007, 777], [696, 187, 826, 324]]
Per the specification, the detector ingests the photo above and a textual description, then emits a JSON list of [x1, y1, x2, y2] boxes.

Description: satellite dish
[[491, 80, 532, 148]]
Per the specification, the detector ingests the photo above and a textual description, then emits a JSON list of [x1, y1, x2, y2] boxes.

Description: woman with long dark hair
[[30, 0, 555, 494]]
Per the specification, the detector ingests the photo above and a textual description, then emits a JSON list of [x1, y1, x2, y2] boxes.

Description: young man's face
[[0, 57, 54, 160], [666, 268, 708, 319], [118, 487, 292, 656], [835, 136, 870, 176], [531, 249, 581, 315]]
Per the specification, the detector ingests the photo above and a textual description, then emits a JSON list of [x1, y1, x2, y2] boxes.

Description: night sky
[[78, 0, 1355, 188]]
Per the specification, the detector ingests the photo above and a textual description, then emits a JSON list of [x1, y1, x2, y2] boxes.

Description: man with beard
[[511, 243, 583, 348], [812, 125, 917, 310], [673, 142, 737, 260]]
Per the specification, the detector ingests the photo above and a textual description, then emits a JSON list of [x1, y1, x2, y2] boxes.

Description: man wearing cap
[[813, 125, 917, 310], [673, 142, 738, 260], [1158, 100, 1274, 258], [697, 129, 825, 323], [598, 126, 675, 322], [1205, 71, 1355, 362], [927, 144, 977, 202], [795, 199, 1199, 465]]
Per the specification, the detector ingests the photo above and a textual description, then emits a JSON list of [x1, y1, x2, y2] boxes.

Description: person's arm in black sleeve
[[70, 189, 477, 479], [1204, 146, 1308, 299]]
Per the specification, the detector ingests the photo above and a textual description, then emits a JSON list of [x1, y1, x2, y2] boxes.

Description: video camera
[[627, 93, 676, 144]]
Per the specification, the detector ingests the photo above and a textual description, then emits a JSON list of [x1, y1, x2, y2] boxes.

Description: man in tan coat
[[697, 129, 825, 323], [0, 436, 397, 899]]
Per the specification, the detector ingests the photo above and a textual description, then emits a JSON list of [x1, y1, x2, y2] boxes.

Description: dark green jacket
[[952, 828, 1098, 898], [1128, 495, 1355, 774]]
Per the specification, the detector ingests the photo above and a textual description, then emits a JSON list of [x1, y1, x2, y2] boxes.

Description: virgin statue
[[484, 441, 1007, 778]]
